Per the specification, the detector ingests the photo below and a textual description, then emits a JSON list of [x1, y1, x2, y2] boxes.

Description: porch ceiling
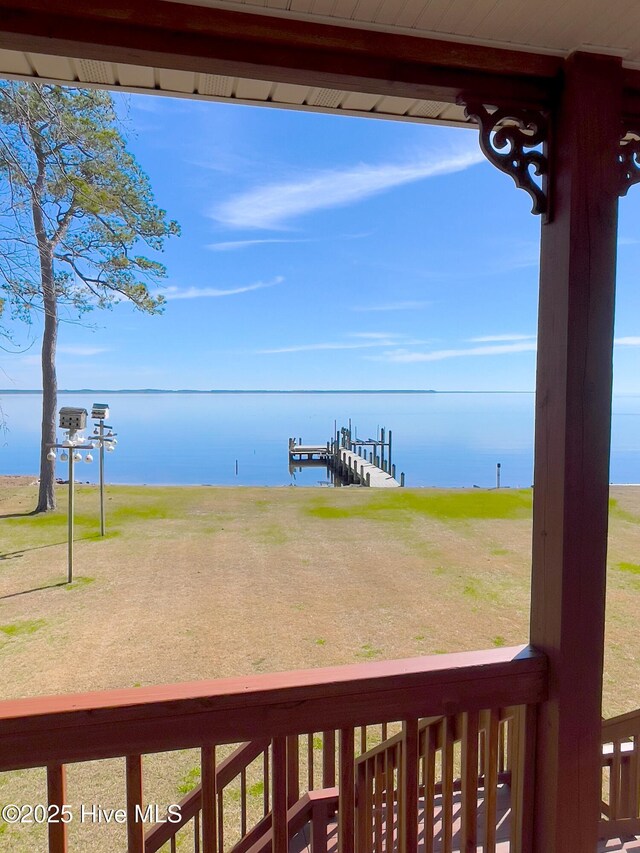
[[168, 0, 640, 68], [0, 45, 472, 127], [1, 0, 639, 127]]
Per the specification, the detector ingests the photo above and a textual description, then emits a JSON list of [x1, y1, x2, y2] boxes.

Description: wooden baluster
[[339, 727, 355, 853], [356, 759, 369, 852], [510, 706, 536, 853], [398, 740, 404, 849], [241, 767, 247, 837], [625, 738, 638, 818], [621, 750, 633, 818], [287, 734, 300, 807], [264, 747, 270, 816], [385, 744, 395, 852], [461, 711, 479, 853], [194, 812, 201, 853], [308, 733, 315, 791], [395, 742, 402, 853], [366, 760, 374, 853], [272, 737, 288, 853], [323, 730, 336, 788], [482, 709, 499, 853], [610, 739, 621, 820], [382, 722, 388, 741], [423, 725, 436, 853], [217, 790, 224, 853], [400, 719, 419, 853], [126, 755, 144, 853], [498, 721, 506, 774], [47, 764, 68, 853], [361, 726, 368, 756], [505, 715, 513, 775], [374, 753, 384, 853], [201, 746, 217, 853], [442, 717, 455, 853], [170, 837, 177, 853], [631, 734, 640, 819], [312, 798, 329, 853]]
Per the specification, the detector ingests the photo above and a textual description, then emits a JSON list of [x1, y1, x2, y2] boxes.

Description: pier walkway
[[334, 447, 400, 487], [289, 424, 403, 487]]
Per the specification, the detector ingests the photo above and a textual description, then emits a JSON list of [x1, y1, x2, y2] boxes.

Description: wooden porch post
[[530, 51, 622, 853]]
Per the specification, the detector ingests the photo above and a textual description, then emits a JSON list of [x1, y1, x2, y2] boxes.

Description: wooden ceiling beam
[[0, 0, 559, 107]]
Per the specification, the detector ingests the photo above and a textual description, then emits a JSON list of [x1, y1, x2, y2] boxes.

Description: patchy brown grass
[[0, 479, 638, 851]]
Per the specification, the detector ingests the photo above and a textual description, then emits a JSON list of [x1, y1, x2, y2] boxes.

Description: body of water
[[2, 392, 640, 488]]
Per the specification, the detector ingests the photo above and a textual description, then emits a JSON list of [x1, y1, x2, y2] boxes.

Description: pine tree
[[0, 83, 179, 511]]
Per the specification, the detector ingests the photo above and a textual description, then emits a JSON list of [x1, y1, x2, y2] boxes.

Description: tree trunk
[[35, 254, 57, 513], [29, 121, 58, 515]]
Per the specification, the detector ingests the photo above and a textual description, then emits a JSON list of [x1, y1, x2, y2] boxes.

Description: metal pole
[[68, 451, 74, 584], [99, 419, 106, 536], [496, 462, 501, 489]]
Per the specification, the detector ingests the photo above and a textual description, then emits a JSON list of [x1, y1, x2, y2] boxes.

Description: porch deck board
[[289, 784, 640, 852]]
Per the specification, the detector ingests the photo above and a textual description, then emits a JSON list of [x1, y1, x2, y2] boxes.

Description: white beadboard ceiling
[[0, 47, 472, 127], [1, 0, 639, 124], [166, 0, 640, 65]]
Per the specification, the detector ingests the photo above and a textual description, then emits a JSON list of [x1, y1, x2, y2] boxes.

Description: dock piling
[[289, 423, 402, 487]]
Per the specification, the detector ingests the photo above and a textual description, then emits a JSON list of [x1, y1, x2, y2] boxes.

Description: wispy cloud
[[350, 332, 399, 340], [469, 334, 536, 343], [351, 300, 431, 313], [374, 341, 538, 363], [208, 232, 370, 251], [258, 333, 425, 355], [207, 239, 311, 252], [58, 345, 109, 356], [615, 336, 640, 346], [164, 276, 283, 300], [213, 148, 483, 230]]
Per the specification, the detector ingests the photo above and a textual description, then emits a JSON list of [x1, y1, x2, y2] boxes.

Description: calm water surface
[[2, 392, 640, 488]]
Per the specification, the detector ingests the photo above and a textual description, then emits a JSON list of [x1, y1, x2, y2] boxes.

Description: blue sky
[[3, 92, 640, 392]]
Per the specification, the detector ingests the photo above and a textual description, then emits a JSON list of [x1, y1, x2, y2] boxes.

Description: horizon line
[[0, 388, 536, 395]]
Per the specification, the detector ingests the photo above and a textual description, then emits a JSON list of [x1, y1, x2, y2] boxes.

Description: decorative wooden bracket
[[461, 101, 549, 216], [619, 130, 640, 197]]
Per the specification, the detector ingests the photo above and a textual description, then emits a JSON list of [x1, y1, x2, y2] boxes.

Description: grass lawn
[[1, 478, 639, 850]]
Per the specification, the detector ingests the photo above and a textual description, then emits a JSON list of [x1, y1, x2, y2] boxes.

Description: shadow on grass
[[0, 581, 67, 600], [0, 541, 67, 561], [0, 509, 38, 520]]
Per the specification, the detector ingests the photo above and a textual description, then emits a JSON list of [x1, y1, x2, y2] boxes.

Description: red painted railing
[[144, 738, 271, 853], [352, 708, 525, 853], [601, 709, 640, 841], [0, 645, 546, 852]]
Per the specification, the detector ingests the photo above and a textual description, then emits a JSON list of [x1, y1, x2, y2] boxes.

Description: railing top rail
[[0, 645, 546, 771], [602, 710, 640, 742]]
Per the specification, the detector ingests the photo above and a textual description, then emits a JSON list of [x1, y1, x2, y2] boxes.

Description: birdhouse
[[59, 407, 88, 430], [91, 403, 110, 420]]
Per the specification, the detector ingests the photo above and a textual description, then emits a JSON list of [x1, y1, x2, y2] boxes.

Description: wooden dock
[[288, 433, 402, 488], [288, 441, 330, 461], [333, 448, 400, 487]]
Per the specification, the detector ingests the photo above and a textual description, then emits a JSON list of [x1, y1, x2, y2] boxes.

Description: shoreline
[[5, 476, 640, 489]]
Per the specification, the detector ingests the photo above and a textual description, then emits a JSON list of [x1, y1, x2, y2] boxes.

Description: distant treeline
[[0, 389, 439, 395]]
